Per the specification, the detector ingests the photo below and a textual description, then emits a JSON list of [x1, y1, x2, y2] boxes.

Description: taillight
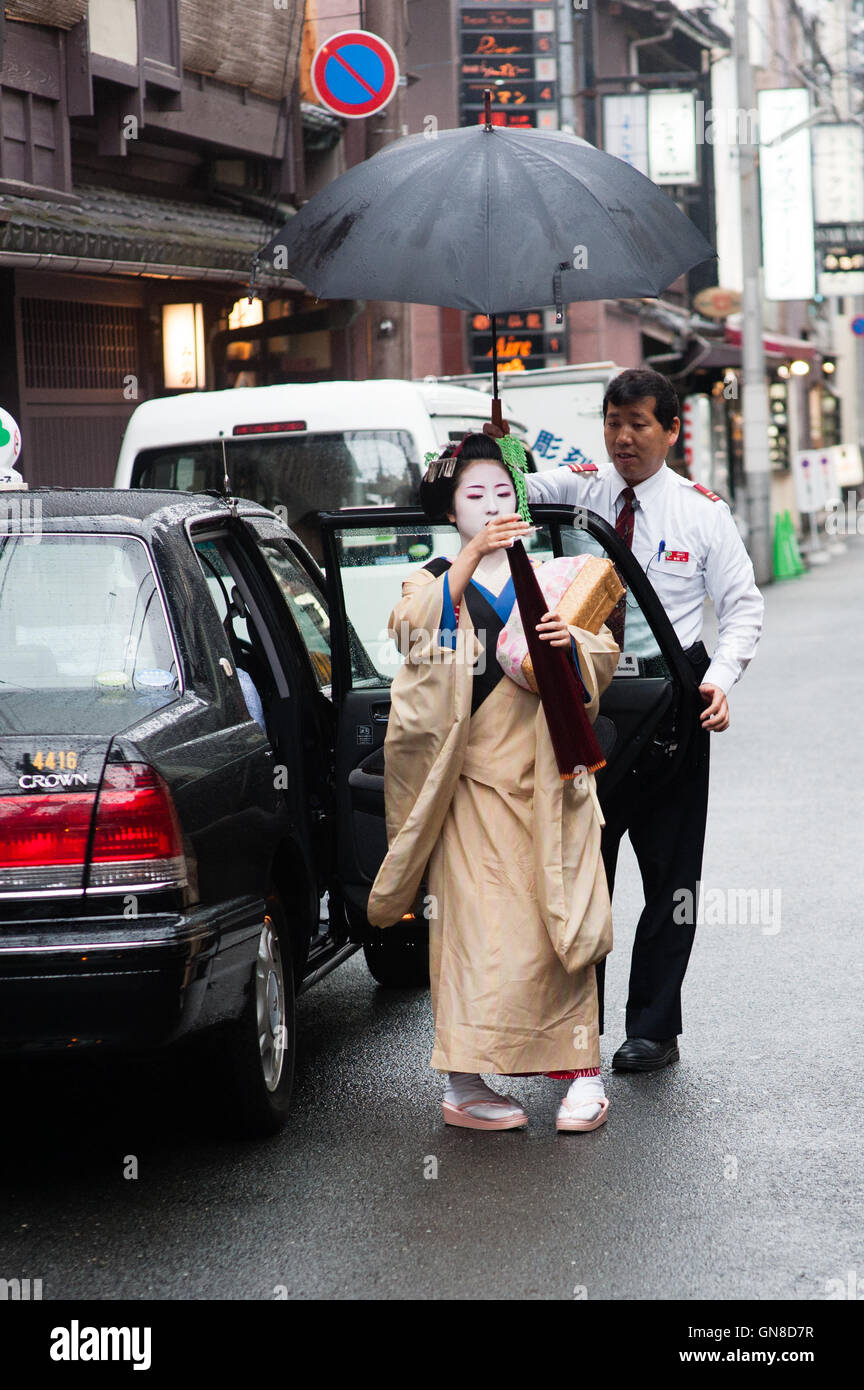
[[232, 420, 306, 434], [0, 793, 94, 893], [0, 764, 187, 896], [87, 764, 187, 891]]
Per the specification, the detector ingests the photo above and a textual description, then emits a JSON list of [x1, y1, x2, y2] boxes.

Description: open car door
[[319, 505, 702, 983]]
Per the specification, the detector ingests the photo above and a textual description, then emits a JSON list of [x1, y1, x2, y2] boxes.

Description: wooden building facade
[[0, 0, 365, 486]]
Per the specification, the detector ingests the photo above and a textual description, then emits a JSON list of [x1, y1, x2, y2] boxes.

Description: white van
[[115, 379, 525, 559], [438, 362, 620, 472]]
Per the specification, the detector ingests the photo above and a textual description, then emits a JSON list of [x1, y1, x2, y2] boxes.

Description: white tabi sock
[[560, 1073, 606, 1122], [444, 1072, 525, 1119]]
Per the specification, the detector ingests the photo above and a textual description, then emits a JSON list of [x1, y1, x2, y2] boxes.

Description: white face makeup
[[448, 460, 516, 544]]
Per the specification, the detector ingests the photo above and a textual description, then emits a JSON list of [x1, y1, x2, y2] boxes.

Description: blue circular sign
[[311, 31, 400, 120], [326, 45, 385, 105], [852, 316, 864, 335]]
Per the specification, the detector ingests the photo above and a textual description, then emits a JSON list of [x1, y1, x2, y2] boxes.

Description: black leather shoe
[[611, 1037, 679, 1071]]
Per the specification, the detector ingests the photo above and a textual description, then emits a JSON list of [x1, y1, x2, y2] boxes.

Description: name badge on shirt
[[664, 550, 690, 563]]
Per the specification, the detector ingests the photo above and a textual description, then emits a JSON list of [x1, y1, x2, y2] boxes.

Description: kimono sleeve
[[388, 567, 455, 663], [567, 623, 619, 724]]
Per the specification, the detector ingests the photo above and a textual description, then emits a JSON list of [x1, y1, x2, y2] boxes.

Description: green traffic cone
[[772, 512, 784, 577], [774, 512, 802, 579], [783, 510, 806, 574]]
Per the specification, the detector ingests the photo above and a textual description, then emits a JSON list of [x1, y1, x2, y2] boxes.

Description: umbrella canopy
[[259, 114, 714, 778], [260, 120, 715, 314]]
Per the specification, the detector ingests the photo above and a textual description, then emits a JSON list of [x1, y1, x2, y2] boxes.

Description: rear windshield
[[132, 430, 422, 526], [0, 534, 179, 735]]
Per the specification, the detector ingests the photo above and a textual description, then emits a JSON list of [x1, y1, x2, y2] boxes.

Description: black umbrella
[[261, 93, 715, 424]]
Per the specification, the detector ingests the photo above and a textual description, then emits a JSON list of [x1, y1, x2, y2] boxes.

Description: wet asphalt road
[[2, 537, 862, 1302]]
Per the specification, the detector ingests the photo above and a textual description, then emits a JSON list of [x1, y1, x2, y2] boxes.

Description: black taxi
[[0, 490, 702, 1135]]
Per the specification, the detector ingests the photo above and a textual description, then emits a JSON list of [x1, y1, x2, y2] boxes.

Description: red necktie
[[608, 487, 636, 648]]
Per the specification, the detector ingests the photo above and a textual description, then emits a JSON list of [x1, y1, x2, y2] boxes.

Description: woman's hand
[[448, 514, 533, 607], [536, 611, 572, 648], [467, 513, 533, 559]]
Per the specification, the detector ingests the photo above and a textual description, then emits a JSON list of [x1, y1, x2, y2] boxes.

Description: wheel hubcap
[[256, 915, 286, 1093]]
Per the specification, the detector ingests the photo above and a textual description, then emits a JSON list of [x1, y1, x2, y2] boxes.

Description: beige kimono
[[367, 564, 618, 1075]]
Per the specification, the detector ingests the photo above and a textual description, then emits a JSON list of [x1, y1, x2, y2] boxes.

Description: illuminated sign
[[603, 91, 698, 185], [758, 89, 815, 301], [460, 30, 554, 56], [460, 3, 559, 370]]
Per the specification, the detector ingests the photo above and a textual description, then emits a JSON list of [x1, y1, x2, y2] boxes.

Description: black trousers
[[596, 645, 711, 1040]]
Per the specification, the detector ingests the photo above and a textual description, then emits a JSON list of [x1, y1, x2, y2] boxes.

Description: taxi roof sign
[[0, 406, 26, 489]]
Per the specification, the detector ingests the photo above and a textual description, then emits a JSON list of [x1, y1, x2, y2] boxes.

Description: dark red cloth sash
[[506, 539, 606, 778]]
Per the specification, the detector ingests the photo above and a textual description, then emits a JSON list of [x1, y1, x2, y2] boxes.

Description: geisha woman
[[366, 432, 619, 1132]]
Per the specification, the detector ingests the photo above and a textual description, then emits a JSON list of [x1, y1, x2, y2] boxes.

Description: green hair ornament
[[498, 434, 534, 525]]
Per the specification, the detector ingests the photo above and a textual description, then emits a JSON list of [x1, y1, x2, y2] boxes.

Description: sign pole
[[363, 0, 409, 380], [734, 0, 773, 585]]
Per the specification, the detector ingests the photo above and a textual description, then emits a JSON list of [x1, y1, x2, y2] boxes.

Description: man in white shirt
[[524, 368, 764, 1071]]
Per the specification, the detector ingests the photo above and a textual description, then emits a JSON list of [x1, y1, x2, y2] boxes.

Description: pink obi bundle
[[496, 554, 624, 694]]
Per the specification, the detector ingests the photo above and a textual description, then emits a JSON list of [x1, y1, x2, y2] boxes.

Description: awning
[[0, 183, 303, 287], [723, 324, 819, 361], [617, 0, 732, 49], [613, 295, 722, 342], [638, 309, 823, 376], [301, 100, 344, 152]]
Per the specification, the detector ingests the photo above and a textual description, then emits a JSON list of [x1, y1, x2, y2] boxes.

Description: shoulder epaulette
[[691, 482, 721, 501], [566, 462, 599, 474]]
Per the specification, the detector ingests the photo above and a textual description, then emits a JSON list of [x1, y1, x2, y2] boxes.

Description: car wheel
[[207, 890, 296, 1137], [363, 917, 430, 988]]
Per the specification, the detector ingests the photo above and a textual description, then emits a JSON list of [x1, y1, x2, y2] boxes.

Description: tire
[[203, 890, 296, 1138], [363, 917, 430, 988]]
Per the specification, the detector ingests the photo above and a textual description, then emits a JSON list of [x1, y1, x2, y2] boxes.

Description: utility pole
[[557, 0, 576, 133], [828, 0, 864, 466], [734, 0, 773, 584], [363, 0, 410, 380]]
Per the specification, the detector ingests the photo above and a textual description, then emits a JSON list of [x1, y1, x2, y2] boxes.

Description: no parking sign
[[311, 30, 400, 120]]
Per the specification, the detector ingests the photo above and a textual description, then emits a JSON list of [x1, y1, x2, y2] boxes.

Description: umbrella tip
[[484, 89, 492, 131]]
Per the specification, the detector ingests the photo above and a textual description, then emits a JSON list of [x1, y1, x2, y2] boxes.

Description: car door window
[[245, 522, 378, 692], [556, 527, 664, 667], [323, 502, 693, 775], [330, 521, 553, 680], [254, 539, 334, 690], [194, 539, 246, 638], [327, 516, 667, 682], [192, 536, 282, 734]]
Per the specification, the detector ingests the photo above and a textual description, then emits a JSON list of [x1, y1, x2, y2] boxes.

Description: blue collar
[[471, 574, 515, 619]]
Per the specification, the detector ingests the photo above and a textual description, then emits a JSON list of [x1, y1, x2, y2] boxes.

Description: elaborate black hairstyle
[[419, 432, 509, 522]]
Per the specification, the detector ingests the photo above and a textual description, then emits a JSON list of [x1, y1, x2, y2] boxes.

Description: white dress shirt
[[526, 461, 764, 694]]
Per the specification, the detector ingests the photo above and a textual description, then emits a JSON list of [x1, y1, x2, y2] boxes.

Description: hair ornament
[[422, 439, 462, 482], [497, 434, 534, 525]]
